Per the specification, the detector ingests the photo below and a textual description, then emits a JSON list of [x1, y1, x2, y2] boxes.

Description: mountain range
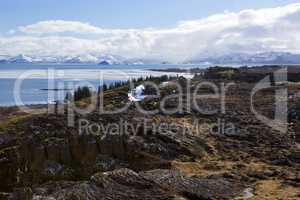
[[0, 54, 130, 65], [189, 52, 300, 65], [1, 52, 300, 65]]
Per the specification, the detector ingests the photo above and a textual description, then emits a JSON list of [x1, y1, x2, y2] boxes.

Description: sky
[[1, 0, 300, 62]]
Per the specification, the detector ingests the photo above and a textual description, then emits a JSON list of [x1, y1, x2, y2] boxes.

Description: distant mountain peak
[[9, 54, 33, 63], [1, 51, 299, 65], [189, 52, 300, 65]]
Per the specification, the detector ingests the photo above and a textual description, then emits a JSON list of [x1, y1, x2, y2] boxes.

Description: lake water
[[0, 63, 201, 106]]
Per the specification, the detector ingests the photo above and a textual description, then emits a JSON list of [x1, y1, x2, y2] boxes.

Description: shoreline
[[1, 64, 300, 107]]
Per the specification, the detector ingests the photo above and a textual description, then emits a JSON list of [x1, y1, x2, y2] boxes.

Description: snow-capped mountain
[[1, 52, 300, 65], [0, 53, 155, 65], [64, 55, 99, 64], [98, 55, 124, 65], [0, 54, 52, 64], [0, 54, 128, 64], [191, 52, 300, 65], [0, 55, 10, 63], [8, 54, 34, 63]]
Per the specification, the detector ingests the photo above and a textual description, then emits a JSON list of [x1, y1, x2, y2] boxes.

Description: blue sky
[[1, 0, 299, 32], [1, 1, 300, 62]]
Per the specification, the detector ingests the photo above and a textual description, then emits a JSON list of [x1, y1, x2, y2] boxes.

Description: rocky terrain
[[0, 68, 299, 200]]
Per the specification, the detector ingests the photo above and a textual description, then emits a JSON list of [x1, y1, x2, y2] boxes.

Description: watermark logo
[[251, 67, 288, 133], [12, 66, 292, 138]]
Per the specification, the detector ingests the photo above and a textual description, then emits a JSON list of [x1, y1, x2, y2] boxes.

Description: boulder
[[141, 169, 245, 200], [33, 169, 172, 200]]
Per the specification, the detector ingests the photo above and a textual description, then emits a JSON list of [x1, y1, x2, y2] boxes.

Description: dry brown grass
[[0, 113, 30, 132], [171, 159, 237, 177], [251, 180, 300, 200], [172, 159, 300, 200]]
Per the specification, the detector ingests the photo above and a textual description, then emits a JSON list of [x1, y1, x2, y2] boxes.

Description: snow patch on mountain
[[190, 52, 300, 65], [1, 52, 300, 65], [8, 54, 34, 63]]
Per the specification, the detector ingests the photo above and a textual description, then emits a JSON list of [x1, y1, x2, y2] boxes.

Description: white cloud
[[19, 20, 104, 34], [1, 3, 300, 62], [18, 20, 138, 35]]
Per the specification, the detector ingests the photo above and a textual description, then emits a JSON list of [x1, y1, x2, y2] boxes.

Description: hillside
[[0, 70, 299, 199]]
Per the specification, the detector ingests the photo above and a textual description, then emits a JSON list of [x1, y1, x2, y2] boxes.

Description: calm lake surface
[[0, 63, 202, 106]]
